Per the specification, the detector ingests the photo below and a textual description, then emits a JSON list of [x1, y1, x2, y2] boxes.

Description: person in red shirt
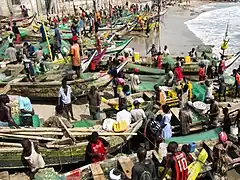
[[156, 52, 162, 69], [199, 64, 206, 81], [53, 16, 58, 24], [62, 16, 68, 25], [174, 63, 183, 83], [85, 132, 109, 164], [160, 141, 188, 180], [218, 56, 226, 75], [95, 34, 102, 53]]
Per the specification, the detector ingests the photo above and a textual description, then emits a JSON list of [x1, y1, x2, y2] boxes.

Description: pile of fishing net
[[34, 168, 62, 180]]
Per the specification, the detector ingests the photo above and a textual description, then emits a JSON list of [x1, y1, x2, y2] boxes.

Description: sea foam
[[185, 3, 240, 55]]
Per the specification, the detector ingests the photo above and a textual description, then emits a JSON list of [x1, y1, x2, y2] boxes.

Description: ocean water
[[185, 2, 240, 61]]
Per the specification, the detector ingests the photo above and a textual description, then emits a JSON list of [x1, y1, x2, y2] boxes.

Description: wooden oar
[[58, 118, 76, 143], [0, 133, 57, 141]]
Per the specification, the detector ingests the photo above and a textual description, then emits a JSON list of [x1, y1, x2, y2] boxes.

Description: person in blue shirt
[[54, 24, 61, 51], [160, 105, 173, 139], [27, 43, 35, 57], [40, 23, 46, 42], [79, 18, 84, 35], [18, 96, 34, 126]]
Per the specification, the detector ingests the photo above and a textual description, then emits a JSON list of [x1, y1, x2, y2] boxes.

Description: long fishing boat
[[0, 118, 142, 170], [125, 51, 240, 75], [7, 61, 128, 100], [133, 8, 168, 31], [106, 37, 134, 54], [0, 13, 37, 23]]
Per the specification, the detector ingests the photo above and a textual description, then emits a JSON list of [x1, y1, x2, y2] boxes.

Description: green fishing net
[[0, 41, 9, 59], [192, 82, 206, 102], [126, 63, 165, 75], [59, 24, 69, 30], [13, 114, 41, 127], [19, 28, 29, 37], [72, 120, 96, 128], [34, 168, 61, 180]]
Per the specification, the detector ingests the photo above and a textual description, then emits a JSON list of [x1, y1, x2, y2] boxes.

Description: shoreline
[[129, 0, 214, 56]]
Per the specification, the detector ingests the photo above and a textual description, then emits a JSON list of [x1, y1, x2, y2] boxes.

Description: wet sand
[[32, 1, 240, 179], [128, 3, 205, 56]]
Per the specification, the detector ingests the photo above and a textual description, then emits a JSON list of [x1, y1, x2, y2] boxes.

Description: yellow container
[[168, 90, 177, 98], [185, 56, 191, 64], [134, 52, 140, 61]]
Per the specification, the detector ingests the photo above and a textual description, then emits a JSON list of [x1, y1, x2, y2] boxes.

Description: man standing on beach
[[87, 86, 101, 120], [58, 78, 76, 121], [71, 36, 81, 79], [129, 68, 140, 94]]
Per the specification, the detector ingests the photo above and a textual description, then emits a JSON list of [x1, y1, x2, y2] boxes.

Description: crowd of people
[[1, 2, 240, 180]]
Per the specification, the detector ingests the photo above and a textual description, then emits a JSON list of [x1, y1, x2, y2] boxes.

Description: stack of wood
[[0, 127, 137, 150]]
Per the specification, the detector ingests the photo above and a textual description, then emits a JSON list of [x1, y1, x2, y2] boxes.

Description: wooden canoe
[[0, 64, 25, 94], [7, 61, 128, 100], [83, 37, 134, 55], [0, 119, 142, 170], [0, 13, 37, 23], [106, 37, 134, 54]]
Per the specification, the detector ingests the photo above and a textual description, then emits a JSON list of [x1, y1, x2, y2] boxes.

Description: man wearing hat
[[71, 36, 81, 79], [130, 99, 146, 123], [129, 68, 140, 94]]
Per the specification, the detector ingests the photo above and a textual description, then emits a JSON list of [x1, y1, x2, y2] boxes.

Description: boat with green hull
[[0, 119, 142, 170], [7, 61, 128, 100]]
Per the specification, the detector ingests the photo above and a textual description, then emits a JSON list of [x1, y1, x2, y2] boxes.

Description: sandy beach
[[28, 1, 239, 179], [129, 1, 213, 56]]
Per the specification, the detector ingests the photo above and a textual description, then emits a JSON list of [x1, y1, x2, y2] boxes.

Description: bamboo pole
[[45, 144, 68, 149], [0, 148, 23, 153], [0, 142, 22, 147], [0, 133, 57, 141], [0, 127, 98, 133], [8, 132, 137, 136], [58, 118, 76, 142], [12, 132, 63, 135]]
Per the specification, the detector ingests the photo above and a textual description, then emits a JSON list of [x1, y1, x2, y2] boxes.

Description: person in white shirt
[[124, 48, 134, 57], [130, 68, 140, 94], [5, 43, 17, 62], [130, 100, 146, 123], [116, 106, 132, 126], [58, 78, 75, 120], [162, 45, 170, 56], [21, 139, 45, 173], [8, 34, 14, 44], [205, 80, 214, 103]]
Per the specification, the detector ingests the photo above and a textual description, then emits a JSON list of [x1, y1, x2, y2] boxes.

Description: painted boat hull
[[0, 13, 37, 23], [8, 61, 128, 100], [106, 37, 134, 54], [0, 119, 141, 170]]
